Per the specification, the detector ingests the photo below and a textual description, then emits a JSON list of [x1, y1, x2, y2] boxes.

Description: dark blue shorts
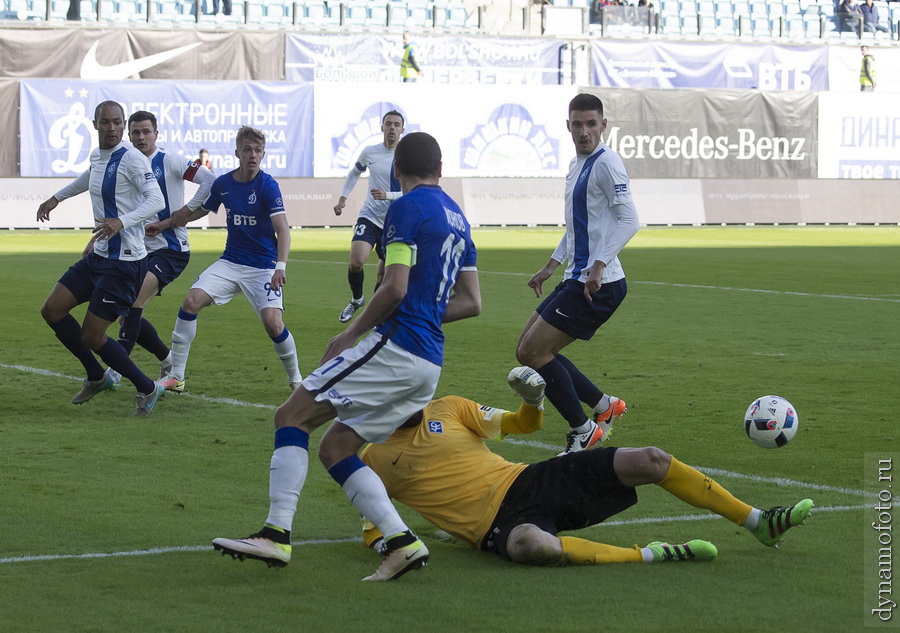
[[352, 217, 384, 260], [58, 252, 148, 322], [536, 278, 627, 341], [147, 248, 191, 293], [482, 446, 638, 560]]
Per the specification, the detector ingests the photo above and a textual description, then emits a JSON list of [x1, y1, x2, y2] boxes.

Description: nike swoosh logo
[[154, 265, 163, 272], [554, 308, 569, 318], [391, 452, 403, 465], [405, 552, 419, 560], [578, 430, 597, 449], [101, 298, 115, 304], [80, 41, 202, 80]]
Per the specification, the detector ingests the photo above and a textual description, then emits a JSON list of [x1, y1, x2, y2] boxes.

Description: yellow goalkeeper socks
[[559, 536, 643, 565], [657, 457, 753, 526]]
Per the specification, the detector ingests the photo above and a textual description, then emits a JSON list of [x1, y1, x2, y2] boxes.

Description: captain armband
[[385, 241, 416, 267]]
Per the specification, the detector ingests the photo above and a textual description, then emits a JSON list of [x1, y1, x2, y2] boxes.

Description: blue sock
[[49, 314, 105, 381], [96, 338, 155, 394], [556, 353, 604, 409], [535, 356, 589, 430]]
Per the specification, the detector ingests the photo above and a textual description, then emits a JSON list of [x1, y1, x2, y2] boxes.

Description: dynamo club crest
[[459, 103, 558, 175]]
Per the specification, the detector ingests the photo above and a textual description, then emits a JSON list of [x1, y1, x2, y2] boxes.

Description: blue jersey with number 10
[[376, 184, 477, 367]]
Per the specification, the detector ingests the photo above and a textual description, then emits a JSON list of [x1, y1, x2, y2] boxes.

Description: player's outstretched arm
[[36, 196, 59, 222], [527, 258, 561, 298], [443, 270, 481, 323]]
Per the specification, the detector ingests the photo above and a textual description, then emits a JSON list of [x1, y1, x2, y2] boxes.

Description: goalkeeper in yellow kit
[[360, 367, 813, 566]]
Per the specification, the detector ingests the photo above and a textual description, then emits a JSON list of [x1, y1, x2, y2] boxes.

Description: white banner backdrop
[[827, 45, 900, 94], [312, 83, 579, 179], [818, 92, 900, 179]]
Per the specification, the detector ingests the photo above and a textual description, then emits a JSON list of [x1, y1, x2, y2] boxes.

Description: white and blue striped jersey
[[340, 143, 402, 228], [54, 141, 164, 262], [143, 149, 215, 254], [552, 142, 639, 284], [376, 185, 478, 367], [202, 169, 286, 270]]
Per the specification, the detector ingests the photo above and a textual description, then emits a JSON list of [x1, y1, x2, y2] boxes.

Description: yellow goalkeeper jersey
[[360, 395, 528, 548]]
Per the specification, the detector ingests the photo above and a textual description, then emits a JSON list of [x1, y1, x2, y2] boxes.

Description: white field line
[[3, 363, 879, 501], [288, 259, 900, 303], [503, 438, 876, 499], [0, 504, 887, 566], [0, 363, 888, 566]]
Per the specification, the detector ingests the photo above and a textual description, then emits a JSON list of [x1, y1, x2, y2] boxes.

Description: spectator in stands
[[400, 32, 423, 83], [860, 0, 888, 32], [198, 149, 213, 172], [66, 0, 79, 20], [837, 0, 863, 34], [860, 46, 877, 91], [211, 0, 232, 15]]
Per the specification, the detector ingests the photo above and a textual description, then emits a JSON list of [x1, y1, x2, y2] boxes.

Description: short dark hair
[[383, 110, 405, 126], [127, 110, 157, 130], [568, 93, 604, 118], [394, 132, 441, 180], [94, 100, 124, 122], [235, 125, 266, 149]]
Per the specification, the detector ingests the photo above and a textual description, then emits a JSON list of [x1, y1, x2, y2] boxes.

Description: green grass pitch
[[0, 226, 897, 632]]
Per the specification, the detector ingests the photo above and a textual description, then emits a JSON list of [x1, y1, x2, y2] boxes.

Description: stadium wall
[[1, 28, 898, 226]]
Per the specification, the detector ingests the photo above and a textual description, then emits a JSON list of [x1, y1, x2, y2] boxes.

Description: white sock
[[742, 507, 762, 531], [571, 419, 593, 435], [640, 547, 655, 562], [170, 316, 197, 381], [341, 466, 407, 538], [594, 394, 614, 413], [265, 445, 308, 531], [273, 330, 303, 384]]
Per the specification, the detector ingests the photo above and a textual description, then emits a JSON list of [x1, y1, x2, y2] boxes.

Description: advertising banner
[[827, 45, 900, 94], [313, 83, 578, 179], [818, 92, 900, 179], [0, 79, 19, 178], [19, 79, 313, 178], [589, 88, 818, 178], [590, 41, 828, 91], [0, 29, 283, 80], [286, 33, 564, 85]]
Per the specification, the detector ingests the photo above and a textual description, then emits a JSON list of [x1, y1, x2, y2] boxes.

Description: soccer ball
[[744, 395, 798, 449]]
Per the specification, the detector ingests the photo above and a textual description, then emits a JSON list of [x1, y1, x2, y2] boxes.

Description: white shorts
[[192, 259, 283, 317], [303, 331, 441, 443]]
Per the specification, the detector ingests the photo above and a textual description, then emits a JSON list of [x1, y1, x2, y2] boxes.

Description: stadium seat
[[751, 15, 772, 35], [387, 1, 408, 27], [731, 1, 749, 16], [802, 12, 824, 35], [154, 0, 176, 21], [244, 1, 262, 24], [344, 1, 368, 28], [368, 3, 388, 27], [405, 0, 431, 29], [446, 5, 468, 30], [717, 14, 738, 33]]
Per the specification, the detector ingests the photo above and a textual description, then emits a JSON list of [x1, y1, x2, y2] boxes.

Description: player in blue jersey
[[332, 110, 405, 323], [213, 132, 482, 581], [516, 93, 640, 455], [159, 125, 302, 393], [100, 111, 215, 388], [36, 101, 167, 415]]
